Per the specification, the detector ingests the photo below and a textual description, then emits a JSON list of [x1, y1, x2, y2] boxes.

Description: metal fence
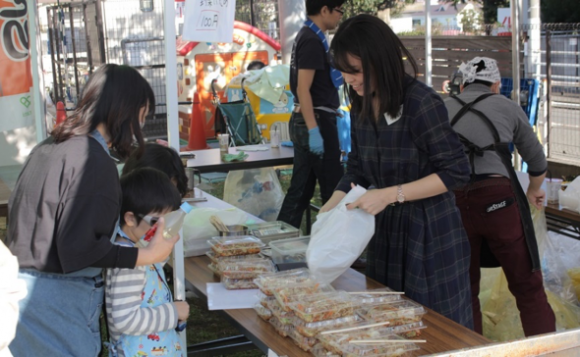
[[535, 23, 580, 165]]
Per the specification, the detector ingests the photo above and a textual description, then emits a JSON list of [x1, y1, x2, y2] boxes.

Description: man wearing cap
[[444, 57, 555, 336]]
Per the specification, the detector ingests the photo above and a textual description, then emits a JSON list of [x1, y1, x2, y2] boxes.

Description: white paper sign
[[182, 0, 236, 43], [206, 283, 259, 310]]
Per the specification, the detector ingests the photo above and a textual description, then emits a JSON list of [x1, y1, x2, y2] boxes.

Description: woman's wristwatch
[[396, 184, 405, 204]]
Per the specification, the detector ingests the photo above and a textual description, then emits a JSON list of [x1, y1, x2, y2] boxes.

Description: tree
[[342, 0, 413, 19], [460, 9, 483, 33], [446, 0, 508, 24], [541, 0, 580, 23]]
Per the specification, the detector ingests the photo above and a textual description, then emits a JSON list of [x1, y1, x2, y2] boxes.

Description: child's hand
[[136, 217, 180, 266], [174, 300, 190, 321]]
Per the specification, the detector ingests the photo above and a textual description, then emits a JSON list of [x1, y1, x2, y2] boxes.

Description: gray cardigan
[[444, 83, 547, 177]]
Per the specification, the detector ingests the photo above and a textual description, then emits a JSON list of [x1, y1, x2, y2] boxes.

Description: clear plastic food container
[[318, 331, 420, 356], [218, 259, 276, 279], [273, 281, 336, 312], [288, 327, 317, 352], [311, 343, 340, 357], [292, 314, 364, 338], [253, 268, 313, 296], [246, 221, 300, 245], [265, 297, 295, 325], [208, 262, 222, 277], [349, 288, 403, 306], [269, 236, 310, 270], [316, 321, 427, 340], [355, 300, 427, 326], [221, 277, 258, 290], [205, 251, 265, 264], [253, 303, 272, 321], [288, 291, 355, 323], [208, 236, 265, 257], [257, 292, 276, 308], [268, 317, 293, 337]]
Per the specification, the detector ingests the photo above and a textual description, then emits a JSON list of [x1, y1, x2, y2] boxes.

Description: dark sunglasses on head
[[138, 214, 160, 226]]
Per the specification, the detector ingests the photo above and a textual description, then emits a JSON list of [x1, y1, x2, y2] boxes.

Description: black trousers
[[277, 110, 344, 229]]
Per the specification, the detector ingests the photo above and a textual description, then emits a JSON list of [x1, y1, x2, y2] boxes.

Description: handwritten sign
[[182, 0, 236, 43]]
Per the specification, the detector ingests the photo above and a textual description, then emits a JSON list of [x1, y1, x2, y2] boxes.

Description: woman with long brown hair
[[7, 64, 179, 356]]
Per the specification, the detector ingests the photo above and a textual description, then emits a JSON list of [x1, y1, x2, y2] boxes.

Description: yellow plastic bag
[[568, 268, 580, 301]]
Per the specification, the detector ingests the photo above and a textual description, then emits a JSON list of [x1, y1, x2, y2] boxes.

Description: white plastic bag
[[306, 185, 375, 284], [223, 168, 284, 222], [559, 176, 580, 213], [182, 208, 247, 257]]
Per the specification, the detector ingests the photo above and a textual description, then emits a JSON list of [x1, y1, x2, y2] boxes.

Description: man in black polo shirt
[[278, 0, 345, 229]]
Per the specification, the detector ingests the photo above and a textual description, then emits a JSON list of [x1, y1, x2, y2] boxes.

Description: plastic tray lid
[[355, 299, 427, 321], [205, 251, 266, 264], [320, 332, 420, 356], [253, 267, 314, 293], [269, 236, 311, 255], [209, 235, 264, 247], [247, 221, 300, 236], [272, 280, 336, 309], [288, 290, 354, 315], [348, 287, 403, 306], [218, 259, 276, 273]]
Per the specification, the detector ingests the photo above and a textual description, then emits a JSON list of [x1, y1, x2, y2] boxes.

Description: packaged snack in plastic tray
[[292, 314, 364, 338], [288, 291, 356, 323], [356, 300, 426, 326], [205, 251, 265, 264], [317, 320, 427, 340], [268, 317, 293, 337], [265, 297, 295, 325], [252, 268, 313, 296], [311, 343, 340, 357], [208, 262, 222, 277], [318, 331, 420, 356], [288, 327, 317, 352], [208, 236, 265, 257], [221, 277, 258, 290], [219, 259, 276, 279], [253, 303, 272, 321], [257, 292, 276, 308], [273, 281, 336, 312], [349, 288, 403, 306], [246, 221, 300, 245]]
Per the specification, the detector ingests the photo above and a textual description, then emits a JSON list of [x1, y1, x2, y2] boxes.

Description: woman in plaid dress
[[322, 15, 473, 328]]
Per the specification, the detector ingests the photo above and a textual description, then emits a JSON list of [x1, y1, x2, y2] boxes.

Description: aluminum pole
[[277, 0, 305, 64], [28, 0, 46, 142], [163, 0, 185, 346], [528, 0, 541, 82], [425, 0, 432, 87], [511, 0, 521, 169]]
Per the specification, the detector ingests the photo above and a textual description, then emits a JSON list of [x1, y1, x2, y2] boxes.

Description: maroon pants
[[454, 177, 555, 337]]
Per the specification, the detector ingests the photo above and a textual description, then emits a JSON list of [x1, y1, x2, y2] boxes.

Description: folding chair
[[212, 79, 262, 147]]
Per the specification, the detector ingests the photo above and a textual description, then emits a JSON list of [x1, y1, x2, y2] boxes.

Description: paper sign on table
[[206, 283, 259, 310]]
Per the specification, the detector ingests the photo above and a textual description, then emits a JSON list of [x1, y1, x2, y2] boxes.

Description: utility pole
[[277, 0, 305, 64], [425, 0, 432, 87]]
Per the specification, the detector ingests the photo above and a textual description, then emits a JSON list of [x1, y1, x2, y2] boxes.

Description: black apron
[[450, 93, 541, 271]]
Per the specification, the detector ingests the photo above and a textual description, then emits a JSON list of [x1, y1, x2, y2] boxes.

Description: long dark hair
[[122, 143, 188, 197], [51, 64, 155, 159], [330, 14, 418, 121]]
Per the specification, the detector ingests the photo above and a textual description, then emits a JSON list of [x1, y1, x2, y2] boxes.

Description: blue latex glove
[[308, 127, 324, 155]]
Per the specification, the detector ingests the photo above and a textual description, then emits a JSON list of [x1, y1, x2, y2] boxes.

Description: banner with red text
[[0, 0, 34, 132]]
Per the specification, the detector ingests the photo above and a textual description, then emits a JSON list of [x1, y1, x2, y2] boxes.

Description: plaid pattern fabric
[[336, 77, 474, 328]]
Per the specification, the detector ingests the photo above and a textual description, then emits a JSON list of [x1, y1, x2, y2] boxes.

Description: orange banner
[[0, 0, 32, 97]]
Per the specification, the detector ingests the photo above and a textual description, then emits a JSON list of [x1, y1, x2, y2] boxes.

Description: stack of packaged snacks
[[317, 330, 420, 357], [356, 300, 426, 328], [208, 236, 265, 257], [205, 251, 266, 278], [272, 281, 336, 312], [311, 343, 340, 357], [206, 236, 269, 289], [265, 297, 295, 325], [253, 303, 272, 321], [291, 315, 364, 338], [288, 327, 318, 352], [288, 291, 356, 323], [253, 268, 313, 296], [269, 317, 293, 337]]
